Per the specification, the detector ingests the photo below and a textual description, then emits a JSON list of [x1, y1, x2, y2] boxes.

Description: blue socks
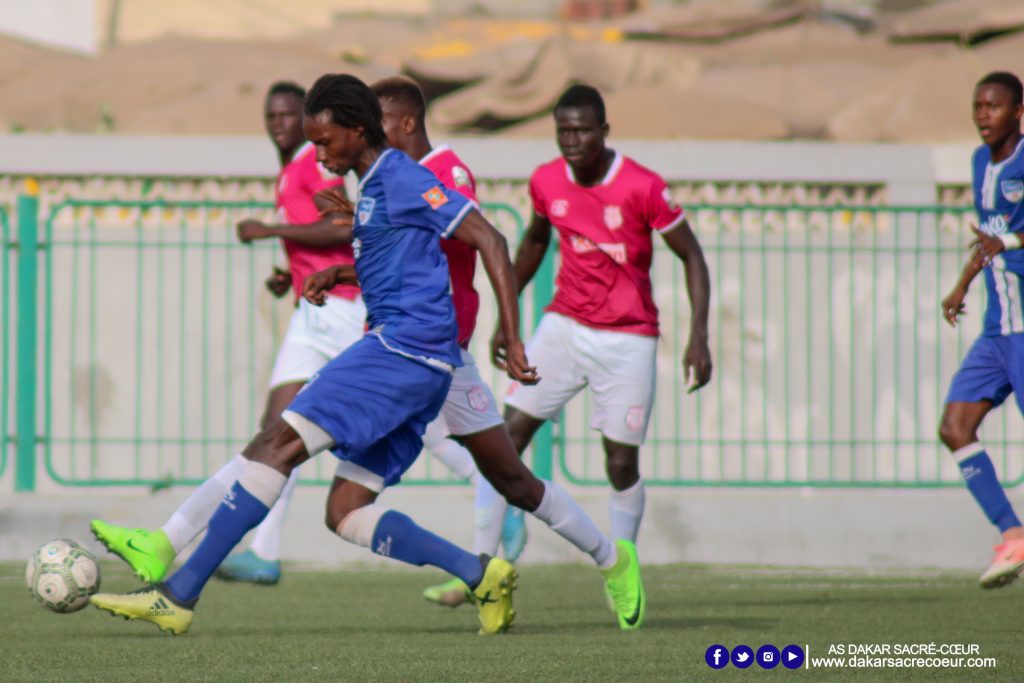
[[957, 446, 1021, 532], [372, 510, 485, 588], [165, 483, 271, 603]]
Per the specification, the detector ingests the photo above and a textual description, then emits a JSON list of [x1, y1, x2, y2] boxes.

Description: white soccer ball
[[26, 538, 101, 613]]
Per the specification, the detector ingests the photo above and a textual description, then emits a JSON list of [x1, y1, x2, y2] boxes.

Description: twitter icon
[[731, 645, 754, 669]]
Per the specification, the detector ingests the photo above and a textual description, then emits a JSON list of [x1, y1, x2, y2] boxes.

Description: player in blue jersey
[[88, 73, 645, 635], [939, 71, 1024, 589]]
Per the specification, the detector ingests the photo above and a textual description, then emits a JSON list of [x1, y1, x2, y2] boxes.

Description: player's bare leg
[[940, 401, 1024, 587], [603, 437, 644, 543]]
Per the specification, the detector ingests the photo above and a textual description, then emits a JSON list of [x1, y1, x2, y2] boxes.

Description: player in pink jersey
[[494, 84, 712, 553]]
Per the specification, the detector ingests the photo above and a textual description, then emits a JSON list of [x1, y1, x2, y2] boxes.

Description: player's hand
[[265, 267, 291, 299], [237, 219, 273, 243], [941, 287, 968, 327], [315, 188, 355, 226], [683, 336, 712, 394], [490, 327, 508, 370], [502, 338, 539, 385], [969, 225, 1005, 266], [302, 266, 339, 307]]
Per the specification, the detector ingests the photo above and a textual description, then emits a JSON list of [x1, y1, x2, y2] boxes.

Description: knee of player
[[502, 477, 543, 511], [937, 419, 973, 450]]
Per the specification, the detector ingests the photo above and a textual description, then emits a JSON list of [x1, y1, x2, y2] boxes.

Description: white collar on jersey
[[418, 144, 451, 167], [357, 148, 394, 194], [564, 150, 623, 187]]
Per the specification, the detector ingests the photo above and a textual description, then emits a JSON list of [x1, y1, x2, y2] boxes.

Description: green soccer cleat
[[90, 520, 175, 583], [603, 539, 646, 631], [422, 577, 471, 607], [90, 585, 193, 635], [472, 556, 517, 635]]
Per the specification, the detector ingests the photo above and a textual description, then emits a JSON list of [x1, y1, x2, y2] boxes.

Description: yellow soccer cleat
[[472, 557, 517, 635], [90, 585, 193, 635]]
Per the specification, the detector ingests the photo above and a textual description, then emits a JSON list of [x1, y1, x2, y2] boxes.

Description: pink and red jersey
[[528, 152, 685, 336], [420, 144, 480, 347], [276, 141, 359, 302]]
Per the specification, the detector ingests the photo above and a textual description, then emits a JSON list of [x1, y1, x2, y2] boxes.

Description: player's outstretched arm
[[663, 219, 712, 393], [510, 210, 553, 295], [236, 214, 353, 247], [302, 264, 357, 307], [454, 210, 539, 385], [942, 237, 988, 327]]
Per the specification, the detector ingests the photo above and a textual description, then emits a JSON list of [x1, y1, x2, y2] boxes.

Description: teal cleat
[[213, 550, 281, 585], [500, 506, 528, 562]]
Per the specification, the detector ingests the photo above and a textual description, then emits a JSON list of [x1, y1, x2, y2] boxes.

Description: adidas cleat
[[980, 538, 1024, 589], [214, 550, 281, 585], [90, 585, 194, 635], [90, 520, 175, 583], [473, 556, 517, 635], [603, 540, 646, 631], [422, 577, 470, 607]]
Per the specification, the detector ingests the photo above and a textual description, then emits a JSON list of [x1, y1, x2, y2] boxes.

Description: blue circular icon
[[782, 644, 805, 669], [731, 645, 754, 669], [757, 644, 781, 669], [705, 645, 730, 669]]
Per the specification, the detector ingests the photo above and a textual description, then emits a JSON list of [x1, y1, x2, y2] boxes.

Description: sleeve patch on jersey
[[452, 166, 471, 188], [422, 186, 449, 210]]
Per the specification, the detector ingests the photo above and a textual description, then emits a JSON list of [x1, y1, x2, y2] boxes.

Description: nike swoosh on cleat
[[126, 538, 154, 557], [622, 595, 642, 626]]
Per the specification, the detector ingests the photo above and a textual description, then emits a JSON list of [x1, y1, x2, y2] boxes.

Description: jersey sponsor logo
[[568, 235, 627, 263], [550, 199, 569, 217], [1003, 180, 1024, 203], [604, 205, 623, 230], [467, 386, 489, 412], [357, 197, 376, 225], [452, 166, 471, 188], [352, 237, 362, 260], [422, 186, 449, 210], [980, 214, 1010, 235]]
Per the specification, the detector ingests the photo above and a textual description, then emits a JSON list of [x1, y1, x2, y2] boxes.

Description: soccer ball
[[26, 538, 101, 613]]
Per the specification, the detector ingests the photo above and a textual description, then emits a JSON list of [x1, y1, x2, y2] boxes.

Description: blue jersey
[[353, 149, 473, 368], [974, 137, 1024, 336]]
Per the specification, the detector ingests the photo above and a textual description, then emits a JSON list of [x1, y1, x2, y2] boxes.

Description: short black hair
[[266, 81, 305, 101], [371, 76, 427, 127], [305, 73, 387, 148], [554, 84, 606, 124], [977, 71, 1023, 105]]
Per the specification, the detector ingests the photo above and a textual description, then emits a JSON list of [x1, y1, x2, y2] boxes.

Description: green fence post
[[531, 245, 555, 480], [15, 184, 39, 491]]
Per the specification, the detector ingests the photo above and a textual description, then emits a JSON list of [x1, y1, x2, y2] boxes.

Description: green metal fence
[[1, 204, 9, 479], [5, 199, 1018, 490], [555, 205, 1020, 487], [35, 199, 531, 488]]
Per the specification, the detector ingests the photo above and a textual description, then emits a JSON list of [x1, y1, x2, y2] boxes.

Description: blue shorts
[[286, 334, 452, 489], [946, 334, 1024, 413]]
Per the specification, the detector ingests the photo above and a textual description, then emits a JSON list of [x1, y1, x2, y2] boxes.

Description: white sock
[[238, 460, 289, 508], [473, 475, 506, 555], [336, 504, 389, 547], [423, 420, 478, 480], [161, 454, 247, 553], [248, 467, 300, 562], [532, 480, 615, 568], [609, 478, 646, 543]]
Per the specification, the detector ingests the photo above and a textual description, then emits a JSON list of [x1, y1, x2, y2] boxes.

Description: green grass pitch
[[2, 561, 1018, 682]]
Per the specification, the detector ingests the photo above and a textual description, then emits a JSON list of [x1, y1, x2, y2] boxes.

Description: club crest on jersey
[[1003, 180, 1024, 204], [357, 197, 376, 225], [422, 186, 449, 210], [550, 199, 569, 217], [452, 166, 471, 188], [604, 205, 623, 230]]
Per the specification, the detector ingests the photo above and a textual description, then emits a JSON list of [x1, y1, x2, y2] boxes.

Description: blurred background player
[[493, 84, 712, 552], [89, 73, 644, 636], [939, 70, 1024, 589]]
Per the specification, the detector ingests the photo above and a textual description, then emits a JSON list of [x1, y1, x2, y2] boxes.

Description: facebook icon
[[705, 644, 730, 669]]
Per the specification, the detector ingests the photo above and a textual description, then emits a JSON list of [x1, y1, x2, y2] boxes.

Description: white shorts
[[438, 348, 504, 436], [268, 295, 367, 389], [505, 312, 657, 446]]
